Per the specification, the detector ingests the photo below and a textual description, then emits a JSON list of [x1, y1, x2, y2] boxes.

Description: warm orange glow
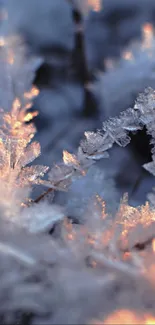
[[123, 252, 131, 261], [24, 86, 39, 100], [67, 233, 75, 241], [24, 111, 38, 122], [2, 85, 39, 137], [122, 50, 134, 61], [146, 318, 155, 325], [142, 23, 154, 50], [95, 195, 107, 219], [63, 150, 79, 167], [100, 310, 155, 325], [103, 310, 142, 324], [91, 260, 97, 268], [88, 0, 101, 12], [12, 98, 21, 114], [120, 22, 154, 64], [63, 219, 77, 242], [117, 201, 155, 242], [152, 239, 155, 252]]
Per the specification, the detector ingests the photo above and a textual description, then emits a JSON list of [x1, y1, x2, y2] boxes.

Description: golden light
[[145, 318, 155, 325], [63, 150, 79, 167], [12, 98, 21, 114], [24, 86, 39, 100], [88, 0, 101, 12], [120, 22, 154, 63], [122, 50, 134, 61], [67, 233, 75, 241], [142, 23, 154, 50], [24, 111, 38, 123], [101, 310, 155, 325], [104, 311, 140, 324], [152, 239, 155, 252]]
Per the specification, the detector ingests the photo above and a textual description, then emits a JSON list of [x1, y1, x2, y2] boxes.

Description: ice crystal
[[0, 34, 48, 218], [44, 148, 91, 193], [77, 88, 155, 190], [38, 88, 155, 206]]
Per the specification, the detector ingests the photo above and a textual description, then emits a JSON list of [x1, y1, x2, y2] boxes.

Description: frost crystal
[[80, 131, 111, 159], [0, 34, 48, 218], [41, 88, 155, 199]]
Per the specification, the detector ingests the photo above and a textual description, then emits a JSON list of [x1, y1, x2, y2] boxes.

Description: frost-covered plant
[[1, 29, 155, 236], [79, 87, 155, 170], [0, 35, 49, 219], [2, 10, 155, 325]]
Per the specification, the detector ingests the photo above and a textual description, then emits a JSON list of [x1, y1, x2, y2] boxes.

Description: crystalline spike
[[80, 131, 112, 156], [19, 165, 49, 186], [17, 142, 41, 168], [143, 161, 155, 176], [63, 150, 79, 168], [48, 163, 74, 183]]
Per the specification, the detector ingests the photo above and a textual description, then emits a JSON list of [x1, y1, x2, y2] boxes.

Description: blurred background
[[2, 0, 155, 213]]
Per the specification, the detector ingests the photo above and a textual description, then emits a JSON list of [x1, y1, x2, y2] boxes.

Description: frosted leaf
[[41, 177, 72, 192], [0, 137, 27, 170], [0, 136, 46, 187], [19, 165, 49, 186], [63, 150, 86, 177], [77, 147, 94, 167], [134, 89, 155, 135], [80, 131, 112, 157], [47, 162, 83, 191], [103, 118, 131, 147], [139, 112, 155, 125], [63, 150, 79, 168], [17, 142, 41, 168], [0, 32, 49, 219], [120, 108, 142, 132], [48, 163, 74, 183], [134, 88, 155, 115], [1, 102, 37, 140], [116, 134, 131, 147], [102, 107, 142, 146]]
